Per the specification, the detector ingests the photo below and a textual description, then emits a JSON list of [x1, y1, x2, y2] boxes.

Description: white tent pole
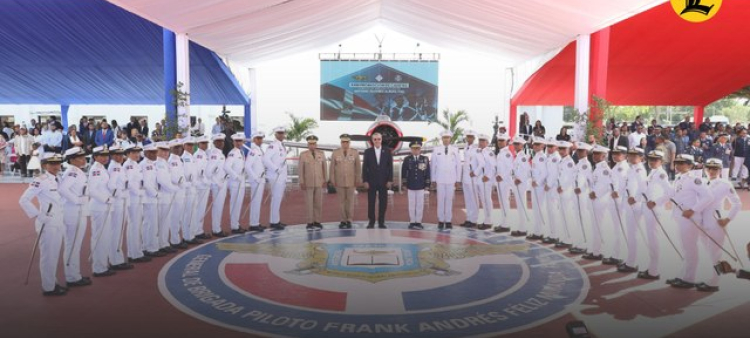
[[176, 33, 191, 134], [573, 34, 591, 142]]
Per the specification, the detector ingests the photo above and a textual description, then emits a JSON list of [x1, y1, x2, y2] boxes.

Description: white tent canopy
[[106, 0, 665, 65]]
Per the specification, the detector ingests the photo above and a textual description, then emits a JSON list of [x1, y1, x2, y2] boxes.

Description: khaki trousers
[[337, 187, 355, 222], [305, 187, 323, 223]]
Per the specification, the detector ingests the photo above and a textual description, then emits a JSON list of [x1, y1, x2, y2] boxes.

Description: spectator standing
[[628, 125, 646, 149], [12, 128, 33, 177], [139, 119, 149, 139], [62, 125, 83, 153], [674, 128, 690, 155], [94, 121, 114, 147], [712, 133, 732, 179], [82, 122, 97, 154], [532, 120, 546, 138], [211, 117, 223, 135], [556, 127, 571, 142], [731, 129, 749, 186], [699, 117, 712, 133]]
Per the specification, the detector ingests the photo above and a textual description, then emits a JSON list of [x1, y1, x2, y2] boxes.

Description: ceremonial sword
[[642, 193, 683, 260], [512, 169, 531, 222], [716, 210, 744, 268], [574, 180, 588, 243], [610, 183, 629, 247], [25, 204, 53, 285], [556, 178, 572, 240], [669, 198, 737, 261]]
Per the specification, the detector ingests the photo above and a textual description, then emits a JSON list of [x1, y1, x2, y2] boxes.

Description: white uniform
[[461, 143, 479, 224], [641, 167, 671, 276], [609, 159, 629, 260], [180, 151, 197, 241], [511, 151, 531, 232], [107, 160, 127, 266], [263, 140, 288, 224], [224, 147, 246, 229], [430, 145, 461, 223], [156, 157, 178, 249], [59, 165, 87, 283], [88, 161, 112, 274], [702, 177, 741, 286], [590, 160, 614, 257], [530, 152, 548, 236], [206, 148, 227, 233], [192, 148, 210, 237], [478, 147, 495, 225], [557, 155, 577, 245], [19, 173, 64, 292], [245, 143, 266, 227], [544, 151, 562, 239], [572, 158, 593, 249], [623, 162, 647, 268], [140, 158, 160, 253], [494, 147, 514, 228], [124, 158, 144, 259], [168, 153, 186, 245], [670, 172, 713, 284]]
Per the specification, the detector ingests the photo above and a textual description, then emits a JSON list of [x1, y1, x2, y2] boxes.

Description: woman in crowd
[[556, 127, 571, 141], [12, 128, 33, 177], [111, 119, 122, 136], [0, 133, 7, 174], [62, 125, 83, 153], [31, 128, 43, 144], [533, 120, 546, 137]]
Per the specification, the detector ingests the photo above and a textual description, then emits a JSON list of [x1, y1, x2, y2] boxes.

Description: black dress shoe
[[145, 250, 166, 257], [412, 223, 424, 230], [669, 278, 695, 289], [737, 269, 750, 280], [129, 256, 152, 263], [313, 222, 323, 230], [43, 285, 68, 296], [270, 223, 285, 231], [185, 239, 204, 245], [171, 242, 189, 250], [231, 229, 244, 234], [617, 264, 638, 273], [212, 231, 228, 237], [248, 226, 264, 232], [306, 224, 315, 231], [195, 233, 211, 240], [637, 271, 660, 280], [464, 222, 476, 229], [542, 237, 558, 244], [111, 263, 134, 271], [582, 253, 603, 260], [526, 234, 544, 240], [378, 224, 387, 229], [510, 230, 527, 237], [67, 278, 93, 287], [160, 247, 177, 254], [93, 269, 116, 277], [339, 222, 348, 229], [437, 222, 445, 230], [695, 282, 719, 292], [445, 223, 453, 229], [555, 242, 572, 248], [477, 224, 491, 230], [461, 221, 470, 227], [601, 257, 622, 265], [493, 226, 511, 233], [366, 223, 375, 229]]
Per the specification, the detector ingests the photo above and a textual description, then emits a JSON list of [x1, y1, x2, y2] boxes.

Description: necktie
[[445, 146, 448, 155]]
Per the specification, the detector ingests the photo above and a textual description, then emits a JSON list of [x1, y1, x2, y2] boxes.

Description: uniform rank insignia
[[268, 146, 274, 149], [552, 158, 558, 163], [211, 156, 217, 160], [617, 168, 623, 172], [603, 170, 609, 176], [114, 168, 120, 172], [68, 173, 77, 177], [147, 166, 153, 171], [506, 153, 511, 158], [93, 171, 101, 176], [660, 174, 666, 180], [126, 165, 133, 170], [568, 163, 573, 168], [521, 157, 527, 162], [418, 163, 427, 170], [694, 178, 702, 185], [228, 153, 234, 157], [171, 162, 178, 167]]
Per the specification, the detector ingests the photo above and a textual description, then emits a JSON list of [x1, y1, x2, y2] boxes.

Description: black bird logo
[[681, 0, 715, 16]]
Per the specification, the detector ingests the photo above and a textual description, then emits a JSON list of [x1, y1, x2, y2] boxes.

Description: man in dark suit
[[94, 121, 114, 147], [362, 132, 393, 228], [82, 122, 98, 154], [608, 128, 629, 164]]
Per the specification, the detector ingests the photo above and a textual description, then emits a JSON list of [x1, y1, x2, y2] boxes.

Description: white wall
[[518, 105, 565, 140]]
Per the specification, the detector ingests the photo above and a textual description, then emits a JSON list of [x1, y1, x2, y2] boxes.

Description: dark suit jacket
[[609, 135, 628, 150], [82, 130, 97, 152], [94, 128, 114, 147], [362, 147, 393, 187]]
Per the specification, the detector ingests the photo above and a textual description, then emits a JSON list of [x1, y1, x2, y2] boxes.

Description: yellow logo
[[671, 0, 722, 23]]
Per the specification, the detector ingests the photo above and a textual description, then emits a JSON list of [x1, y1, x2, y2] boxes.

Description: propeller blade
[[348, 135, 371, 142], [387, 136, 424, 143]]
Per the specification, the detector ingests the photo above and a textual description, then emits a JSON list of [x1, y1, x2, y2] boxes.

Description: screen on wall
[[320, 60, 438, 122]]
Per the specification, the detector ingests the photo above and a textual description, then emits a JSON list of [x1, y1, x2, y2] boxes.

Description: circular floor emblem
[[159, 223, 589, 337]]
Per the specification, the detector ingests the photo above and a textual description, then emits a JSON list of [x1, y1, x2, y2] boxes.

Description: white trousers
[[557, 192, 576, 244], [722, 168, 730, 180], [701, 218, 727, 287], [181, 189, 196, 241], [676, 213, 704, 283], [436, 183, 455, 223], [227, 180, 245, 229], [570, 192, 589, 248], [624, 201, 643, 267], [732, 157, 746, 179], [210, 183, 228, 233], [495, 182, 511, 227], [248, 181, 265, 226], [545, 189, 561, 239], [641, 206, 663, 276], [169, 192, 185, 245], [108, 199, 126, 266], [588, 198, 609, 256], [462, 177, 478, 223], [90, 207, 112, 273], [37, 220, 63, 292], [608, 197, 628, 259], [530, 186, 546, 236], [407, 189, 425, 223], [127, 198, 144, 259], [474, 180, 493, 224], [157, 193, 173, 248], [268, 174, 287, 224], [63, 204, 86, 282], [142, 202, 158, 252], [511, 183, 529, 232], [192, 188, 210, 237]]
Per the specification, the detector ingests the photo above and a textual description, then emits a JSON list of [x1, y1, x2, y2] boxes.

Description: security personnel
[[140, 144, 164, 258], [245, 131, 266, 232], [107, 145, 133, 271], [180, 137, 201, 245], [168, 139, 188, 249], [59, 147, 91, 287], [206, 134, 228, 237], [555, 141, 576, 248], [402, 141, 430, 229], [431, 130, 461, 230], [461, 129, 479, 227], [155, 142, 179, 254], [263, 126, 289, 230], [224, 133, 246, 233], [570, 142, 593, 254], [712, 133, 732, 179], [619, 147, 646, 273], [299, 135, 327, 230], [123, 144, 150, 263], [731, 129, 749, 188], [638, 150, 671, 280], [19, 153, 67, 295], [667, 154, 714, 289], [528, 137, 548, 240], [511, 136, 531, 237], [330, 134, 362, 229], [543, 139, 561, 243], [493, 134, 513, 233], [89, 145, 115, 277], [193, 136, 211, 239], [699, 158, 741, 291]]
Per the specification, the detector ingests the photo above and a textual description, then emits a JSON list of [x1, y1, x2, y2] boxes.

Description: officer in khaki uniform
[[298, 135, 327, 230], [329, 134, 361, 229]]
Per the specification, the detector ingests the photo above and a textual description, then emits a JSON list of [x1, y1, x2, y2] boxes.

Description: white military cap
[[440, 130, 453, 138], [612, 146, 628, 154], [576, 142, 592, 151], [532, 136, 546, 145], [143, 143, 157, 152], [109, 145, 125, 154], [168, 139, 183, 148], [464, 129, 477, 137], [182, 136, 195, 144], [196, 135, 210, 143], [123, 144, 142, 152], [511, 135, 526, 144], [495, 133, 510, 142], [212, 133, 226, 141], [592, 145, 609, 153], [272, 126, 286, 134], [92, 145, 110, 155], [557, 141, 571, 148], [705, 158, 723, 168], [674, 154, 695, 163], [628, 147, 644, 155], [156, 141, 170, 150], [231, 133, 246, 141], [647, 150, 664, 159], [41, 153, 64, 164], [64, 147, 86, 160], [252, 131, 265, 139], [478, 134, 490, 141]]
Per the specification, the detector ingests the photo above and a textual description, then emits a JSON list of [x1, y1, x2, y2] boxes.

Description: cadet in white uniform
[[19, 153, 67, 295], [543, 139, 561, 243], [59, 147, 92, 287], [493, 134, 512, 233], [638, 150, 671, 280], [107, 145, 133, 271], [528, 137, 548, 240], [461, 130, 479, 227], [619, 147, 647, 273], [510, 136, 531, 237], [570, 142, 593, 254], [155, 142, 179, 254], [224, 133, 246, 233], [206, 134, 228, 236], [583, 145, 611, 261], [180, 137, 201, 245], [123, 144, 150, 263], [667, 154, 714, 289], [263, 127, 288, 230], [606, 146, 629, 266], [168, 139, 188, 249], [430, 130, 461, 230], [474, 134, 494, 230], [89, 146, 115, 277], [555, 141, 576, 248], [698, 158, 741, 291], [140, 144, 165, 258], [192, 136, 211, 239], [245, 131, 266, 232]]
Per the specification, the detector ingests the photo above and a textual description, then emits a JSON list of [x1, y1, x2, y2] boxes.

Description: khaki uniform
[[299, 149, 327, 223], [329, 148, 361, 222]]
